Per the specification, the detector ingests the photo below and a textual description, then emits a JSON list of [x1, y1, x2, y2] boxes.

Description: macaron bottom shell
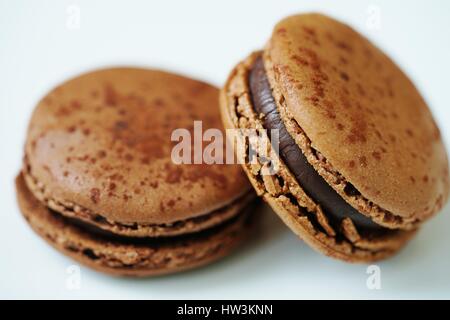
[[16, 174, 256, 276], [220, 52, 417, 262]]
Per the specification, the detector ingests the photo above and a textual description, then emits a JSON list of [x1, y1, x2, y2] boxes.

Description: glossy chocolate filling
[[249, 56, 383, 231]]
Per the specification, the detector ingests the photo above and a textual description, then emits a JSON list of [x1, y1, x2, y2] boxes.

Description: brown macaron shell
[[220, 13, 450, 262], [17, 174, 253, 276], [265, 13, 449, 227], [24, 67, 253, 237], [220, 52, 416, 262]]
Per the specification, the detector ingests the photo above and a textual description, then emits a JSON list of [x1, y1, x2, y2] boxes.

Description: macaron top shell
[[25, 68, 250, 224], [265, 13, 449, 219]]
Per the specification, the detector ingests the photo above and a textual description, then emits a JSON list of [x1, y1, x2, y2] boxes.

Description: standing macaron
[[17, 68, 256, 276], [220, 13, 449, 262]]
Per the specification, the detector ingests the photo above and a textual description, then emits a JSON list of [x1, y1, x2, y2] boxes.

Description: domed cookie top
[[265, 13, 449, 220], [25, 68, 250, 224]]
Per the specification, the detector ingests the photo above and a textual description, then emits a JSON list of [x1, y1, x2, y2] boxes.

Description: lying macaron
[[17, 67, 256, 276], [220, 13, 449, 262]]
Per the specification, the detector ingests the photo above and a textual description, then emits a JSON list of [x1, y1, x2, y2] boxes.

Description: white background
[[1, 0, 450, 299]]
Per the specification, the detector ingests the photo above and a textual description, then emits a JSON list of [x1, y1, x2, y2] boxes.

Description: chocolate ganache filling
[[249, 56, 382, 231]]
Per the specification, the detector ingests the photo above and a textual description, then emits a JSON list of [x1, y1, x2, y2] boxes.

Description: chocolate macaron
[[220, 13, 449, 262], [17, 67, 256, 276]]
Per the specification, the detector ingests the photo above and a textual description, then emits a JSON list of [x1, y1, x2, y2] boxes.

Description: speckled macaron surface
[[18, 67, 255, 276], [220, 13, 449, 262]]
